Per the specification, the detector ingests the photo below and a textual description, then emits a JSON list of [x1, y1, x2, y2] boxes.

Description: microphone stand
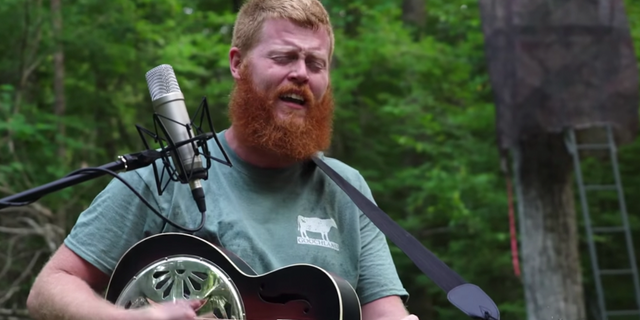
[[0, 96, 231, 216], [0, 149, 164, 210]]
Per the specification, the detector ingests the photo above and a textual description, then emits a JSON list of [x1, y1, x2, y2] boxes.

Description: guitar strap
[[311, 156, 500, 320]]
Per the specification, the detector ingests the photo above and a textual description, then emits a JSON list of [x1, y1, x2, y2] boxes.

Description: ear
[[229, 47, 243, 80]]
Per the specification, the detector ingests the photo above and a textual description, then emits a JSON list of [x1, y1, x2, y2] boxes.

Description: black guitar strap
[[311, 156, 500, 320]]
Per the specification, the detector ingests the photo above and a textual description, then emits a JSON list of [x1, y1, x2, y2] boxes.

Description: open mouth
[[279, 93, 306, 106]]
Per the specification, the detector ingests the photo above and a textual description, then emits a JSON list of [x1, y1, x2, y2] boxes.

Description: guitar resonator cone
[[114, 254, 247, 319]]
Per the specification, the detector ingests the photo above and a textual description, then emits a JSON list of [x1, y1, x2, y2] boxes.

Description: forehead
[[255, 18, 330, 58]]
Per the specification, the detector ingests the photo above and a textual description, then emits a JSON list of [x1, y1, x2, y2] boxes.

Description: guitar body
[[104, 232, 362, 320]]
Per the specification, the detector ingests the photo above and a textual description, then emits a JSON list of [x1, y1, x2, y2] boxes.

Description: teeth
[[282, 93, 304, 101]]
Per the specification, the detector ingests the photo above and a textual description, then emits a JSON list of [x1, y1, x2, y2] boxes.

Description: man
[[26, 1, 417, 320]]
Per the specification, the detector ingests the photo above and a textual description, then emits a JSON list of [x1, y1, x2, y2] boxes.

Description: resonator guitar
[[104, 232, 362, 320]]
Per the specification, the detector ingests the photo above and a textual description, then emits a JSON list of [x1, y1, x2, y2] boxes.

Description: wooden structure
[[479, 0, 638, 149], [477, 1, 639, 320]]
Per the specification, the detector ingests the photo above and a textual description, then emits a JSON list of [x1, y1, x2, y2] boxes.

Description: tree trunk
[[401, 0, 426, 29], [513, 132, 586, 320], [231, 0, 241, 13], [51, 0, 65, 156], [51, 0, 66, 230]]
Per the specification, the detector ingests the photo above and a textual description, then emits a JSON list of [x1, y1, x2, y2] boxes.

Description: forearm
[[365, 305, 409, 320], [362, 296, 412, 320], [27, 271, 128, 320]]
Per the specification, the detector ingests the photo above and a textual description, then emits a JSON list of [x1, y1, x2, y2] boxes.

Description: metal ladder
[[565, 125, 640, 320]]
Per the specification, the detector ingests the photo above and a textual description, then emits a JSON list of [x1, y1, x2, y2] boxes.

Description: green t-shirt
[[64, 130, 408, 305]]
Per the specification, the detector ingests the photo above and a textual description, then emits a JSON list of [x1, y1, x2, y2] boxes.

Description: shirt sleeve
[[353, 173, 410, 305], [63, 169, 165, 276]]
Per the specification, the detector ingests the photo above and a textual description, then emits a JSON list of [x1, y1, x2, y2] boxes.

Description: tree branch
[[0, 205, 53, 218], [0, 236, 20, 280], [19, 217, 64, 252], [0, 250, 43, 305], [0, 308, 30, 317], [0, 226, 40, 236], [0, 185, 54, 218], [0, 213, 64, 253]]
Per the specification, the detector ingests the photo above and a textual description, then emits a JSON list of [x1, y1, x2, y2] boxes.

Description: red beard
[[228, 63, 334, 162]]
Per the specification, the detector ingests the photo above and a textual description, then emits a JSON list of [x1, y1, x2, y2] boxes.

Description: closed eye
[[268, 52, 327, 72], [272, 56, 293, 64], [307, 61, 325, 72]]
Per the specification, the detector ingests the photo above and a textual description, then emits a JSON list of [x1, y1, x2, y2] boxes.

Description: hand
[[127, 299, 203, 320], [400, 314, 419, 320]]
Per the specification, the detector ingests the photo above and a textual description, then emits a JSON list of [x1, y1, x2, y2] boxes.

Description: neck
[[225, 126, 302, 169]]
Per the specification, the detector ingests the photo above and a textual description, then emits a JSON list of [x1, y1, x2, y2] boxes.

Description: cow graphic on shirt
[[296, 215, 340, 251]]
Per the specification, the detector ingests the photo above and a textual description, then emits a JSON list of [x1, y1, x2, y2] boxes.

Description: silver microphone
[[145, 64, 207, 213]]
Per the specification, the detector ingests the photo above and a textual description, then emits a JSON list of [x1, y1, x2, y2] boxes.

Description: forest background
[[0, 0, 639, 319]]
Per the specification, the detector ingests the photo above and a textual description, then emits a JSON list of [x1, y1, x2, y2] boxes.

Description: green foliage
[[0, 0, 639, 320], [323, 2, 526, 318]]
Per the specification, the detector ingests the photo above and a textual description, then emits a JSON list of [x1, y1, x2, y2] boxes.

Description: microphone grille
[[145, 64, 182, 101]]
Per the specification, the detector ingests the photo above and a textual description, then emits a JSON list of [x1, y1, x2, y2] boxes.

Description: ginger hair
[[232, 0, 335, 61]]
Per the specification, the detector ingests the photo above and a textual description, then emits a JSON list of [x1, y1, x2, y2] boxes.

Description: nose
[[287, 59, 309, 84]]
